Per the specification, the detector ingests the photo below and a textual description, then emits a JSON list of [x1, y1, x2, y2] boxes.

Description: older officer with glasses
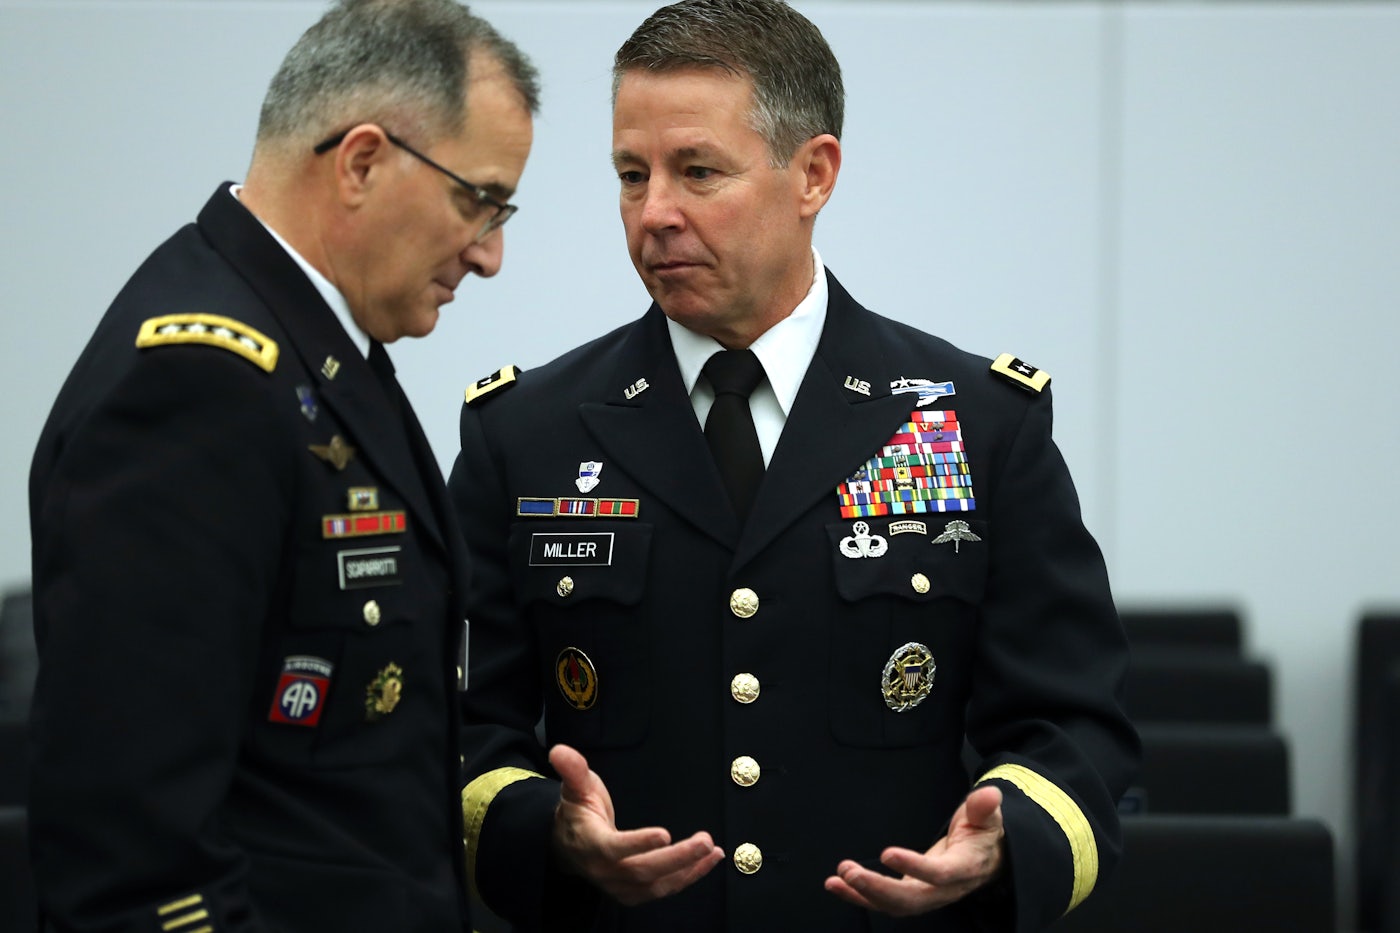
[[27, 1, 535, 931]]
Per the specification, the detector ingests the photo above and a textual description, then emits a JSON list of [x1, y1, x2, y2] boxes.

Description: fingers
[[548, 743, 724, 905], [824, 787, 1007, 917]]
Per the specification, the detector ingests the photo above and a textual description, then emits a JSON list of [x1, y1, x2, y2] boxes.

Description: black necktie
[[367, 340, 401, 415], [703, 349, 766, 522]]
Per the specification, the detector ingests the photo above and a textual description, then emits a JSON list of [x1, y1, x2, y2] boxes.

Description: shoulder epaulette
[[135, 313, 278, 373], [464, 364, 520, 406], [989, 353, 1050, 393]]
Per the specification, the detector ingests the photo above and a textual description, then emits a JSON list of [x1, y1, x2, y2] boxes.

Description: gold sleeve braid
[[461, 767, 545, 893], [977, 762, 1098, 914]]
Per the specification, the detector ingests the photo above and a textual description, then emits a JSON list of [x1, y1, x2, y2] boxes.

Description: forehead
[[441, 73, 534, 190], [612, 67, 758, 149]]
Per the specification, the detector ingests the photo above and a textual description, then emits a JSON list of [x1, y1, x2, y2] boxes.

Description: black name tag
[[337, 546, 403, 589], [529, 533, 614, 566]]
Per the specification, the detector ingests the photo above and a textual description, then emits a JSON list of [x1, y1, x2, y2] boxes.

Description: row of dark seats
[[1051, 607, 1335, 932]]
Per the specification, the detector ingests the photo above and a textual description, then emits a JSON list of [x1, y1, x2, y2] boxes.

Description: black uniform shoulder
[[462, 318, 637, 413]]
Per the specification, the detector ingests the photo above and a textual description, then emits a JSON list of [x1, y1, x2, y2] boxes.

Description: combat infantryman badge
[[268, 656, 333, 726], [882, 642, 935, 712], [365, 662, 404, 721], [932, 519, 982, 553], [556, 646, 598, 711]]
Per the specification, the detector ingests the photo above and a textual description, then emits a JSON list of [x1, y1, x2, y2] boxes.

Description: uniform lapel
[[196, 189, 447, 555], [734, 273, 911, 570], [578, 307, 739, 549]]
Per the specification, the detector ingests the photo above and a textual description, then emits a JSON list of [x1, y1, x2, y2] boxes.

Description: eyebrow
[[611, 146, 713, 169]]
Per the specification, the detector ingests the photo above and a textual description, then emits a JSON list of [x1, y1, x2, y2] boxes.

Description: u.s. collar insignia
[[624, 377, 650, 400], [309, 435, 356, 470], [843, 375, 872, 396], [990, 353, 1050, 393], [576, 461, 603, 493], [365, 662, 404, 721], [890, 377, 956, 407], [839, 521, 888, 559], [321, 355, 341, 380], [882, 642, 935, 712], [932, 519, 982, 553], [268, 655, 333, 726], [296, 385, 318, 422], [556, 646, 598, 711]]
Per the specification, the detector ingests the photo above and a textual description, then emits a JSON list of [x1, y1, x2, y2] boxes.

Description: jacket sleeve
[[450, 398, 599, 930], [963, 384, 1140, 931], [28, 345, 292, 932]]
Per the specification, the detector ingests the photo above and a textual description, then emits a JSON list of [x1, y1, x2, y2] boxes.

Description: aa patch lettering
[[337, 545, 403, 589], [530, 533, 615, 567], [268, 655, 333, 726]]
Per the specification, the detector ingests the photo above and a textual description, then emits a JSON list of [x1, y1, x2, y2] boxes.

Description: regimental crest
[[882, 642, 935, 713], [576, 461, 603, 493], [365, 662, 404, 721], [556, 646, 598, 711], [932, 519, 982, 554]]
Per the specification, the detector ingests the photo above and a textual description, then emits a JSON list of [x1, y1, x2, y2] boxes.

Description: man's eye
[[686, 166, 716, 180], [618, 171, 645, 185]]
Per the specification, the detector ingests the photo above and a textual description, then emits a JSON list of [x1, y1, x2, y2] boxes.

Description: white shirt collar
[[229, 183, 371, 359], [666, 246, 828, 416]]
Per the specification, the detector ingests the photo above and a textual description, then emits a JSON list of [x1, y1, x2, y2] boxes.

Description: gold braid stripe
[[461, 766, 544, 894], [977, 763, 1098, 914]]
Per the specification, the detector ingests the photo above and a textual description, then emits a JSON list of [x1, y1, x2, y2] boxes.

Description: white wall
[[3, 0, 1397, 924]]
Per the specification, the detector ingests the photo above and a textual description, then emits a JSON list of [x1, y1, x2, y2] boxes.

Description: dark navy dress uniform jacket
[[451, 271, 1140, 932], [28, 187, 472, 933]]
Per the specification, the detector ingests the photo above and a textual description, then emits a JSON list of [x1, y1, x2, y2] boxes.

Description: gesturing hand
[[824, 784, 1006, 916], [550, 744, 725, 906]]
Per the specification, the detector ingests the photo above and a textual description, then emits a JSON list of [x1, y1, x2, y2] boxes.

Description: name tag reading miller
[[530, 532, 615, 567]]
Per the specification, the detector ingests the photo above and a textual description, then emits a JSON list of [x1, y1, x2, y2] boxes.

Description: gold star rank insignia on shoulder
[[135, 313, 279, 372], [464, 364, 520, 406], [990, 353, 1050, 393]]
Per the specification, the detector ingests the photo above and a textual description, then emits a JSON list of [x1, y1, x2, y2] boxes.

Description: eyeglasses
[[313, 127, 518, 243]]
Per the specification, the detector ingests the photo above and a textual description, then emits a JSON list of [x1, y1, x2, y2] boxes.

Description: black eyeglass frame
[[313, 127, 517, 243]]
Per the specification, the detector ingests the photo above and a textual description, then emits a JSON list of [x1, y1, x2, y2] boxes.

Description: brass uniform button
[[557, 576, 574, 598], [363, 600, 381, 626], [730, 755, 760, 787], [733, 842, 763, 874], [911, 573, 931, 595], [730, 673, 760, 704], [729, 588, 759, 619]]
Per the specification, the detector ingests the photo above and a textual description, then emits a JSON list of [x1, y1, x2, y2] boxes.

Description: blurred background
[[2, 1, 1397, 929]]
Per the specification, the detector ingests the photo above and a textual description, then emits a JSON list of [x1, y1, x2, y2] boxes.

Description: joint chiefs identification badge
[[556, 646, 598, 711], [365, 662, 404, 721], [882, 642, 936, 712], [268, 655, 333, 726]]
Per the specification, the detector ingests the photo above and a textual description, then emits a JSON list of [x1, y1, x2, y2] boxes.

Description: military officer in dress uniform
[[452, 1, 1138, 930], [27, 2, 536, 931]]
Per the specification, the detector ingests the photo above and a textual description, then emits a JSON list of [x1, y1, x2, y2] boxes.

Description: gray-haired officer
[[28, 1, 536, 930]]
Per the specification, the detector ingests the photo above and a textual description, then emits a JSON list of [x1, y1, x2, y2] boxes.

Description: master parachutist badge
[[840, 521, 888, 559]]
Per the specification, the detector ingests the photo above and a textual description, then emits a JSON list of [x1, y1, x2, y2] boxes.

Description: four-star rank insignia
[[365, 662, 404, 721], [556, 646, 598, 711], [882, 642, 935, 713]]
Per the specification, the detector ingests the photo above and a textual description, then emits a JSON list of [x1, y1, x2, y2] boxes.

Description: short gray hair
[[613, 0, 843, 167], [258, 0, 539, 148]]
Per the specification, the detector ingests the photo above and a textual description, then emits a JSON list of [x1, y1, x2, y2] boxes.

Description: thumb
[[963, 784, 1004, 830], [550, 743, 593, 801]]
